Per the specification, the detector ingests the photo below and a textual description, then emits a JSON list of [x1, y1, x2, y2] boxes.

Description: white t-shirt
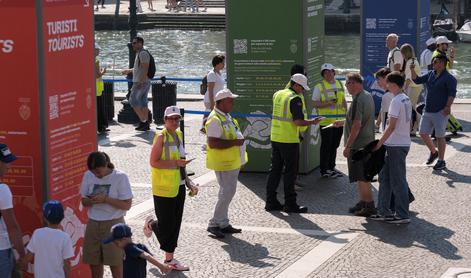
[[204, 69, 225, 105], [206, 108, 246, 165], [387, 47, 403, 71], [380, 92, 394, 132], [0, 184, 13, 250], [79, 169, 133, 221], [404, 58, 422, 88], [385, 93, 412, 147], [26, 227, 74, 278], [419, 49, 433, 74]]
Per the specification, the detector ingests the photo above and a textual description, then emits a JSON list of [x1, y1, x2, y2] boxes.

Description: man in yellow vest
[[95, 43, 108, 134], [433, 36, 455, 69], [312, 63, 347, 178], [265, 74, 322, 213], [205, 89, 247, 238]]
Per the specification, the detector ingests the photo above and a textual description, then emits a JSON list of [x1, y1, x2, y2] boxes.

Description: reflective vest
[[205, 110, 247, 171], [270, 88, 307, 143], [432, 49, 451, 69], [315, 80, 347, 126], [151, 129, 183, 198], [96, 59, 104, 97]]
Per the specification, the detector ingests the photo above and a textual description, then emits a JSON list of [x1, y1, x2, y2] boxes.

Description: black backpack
[[138, 49, 156, 79], [200, 75, 208, 95]]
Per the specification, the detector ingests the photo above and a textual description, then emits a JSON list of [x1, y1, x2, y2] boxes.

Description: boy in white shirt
[[24, 200, 74, 278]]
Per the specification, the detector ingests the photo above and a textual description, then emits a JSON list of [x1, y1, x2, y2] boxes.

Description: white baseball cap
[[291, 73, 310, 91], [214, 89, 239, 101], [320, 63, 335, 72], [426, 37, 436, 46], [164, 106, 181, 117], [435, 36, 452, 44]]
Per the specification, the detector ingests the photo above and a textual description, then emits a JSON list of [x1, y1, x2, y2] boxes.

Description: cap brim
[[102, 236, 115, 244], [302, 85, 310, 91], [165, 113, 181, 117], [1, 154, 17, 164]]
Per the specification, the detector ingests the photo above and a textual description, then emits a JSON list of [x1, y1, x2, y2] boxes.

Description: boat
[[432, 3, 458, 42], [457, 20, 471, 43]]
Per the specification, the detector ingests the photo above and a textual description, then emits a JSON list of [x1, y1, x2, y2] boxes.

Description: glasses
[[166, 117, 181, 122]]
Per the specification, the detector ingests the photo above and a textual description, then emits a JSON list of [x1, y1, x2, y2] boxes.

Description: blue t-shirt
[[413, 70, 457, 113], [124, 243, 152, 278]]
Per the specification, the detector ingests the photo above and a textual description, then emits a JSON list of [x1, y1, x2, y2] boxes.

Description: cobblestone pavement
[[99, 101, 471, 277]]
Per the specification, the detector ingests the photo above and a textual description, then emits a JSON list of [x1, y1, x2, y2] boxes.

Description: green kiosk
[[225, 0, 325, 173]]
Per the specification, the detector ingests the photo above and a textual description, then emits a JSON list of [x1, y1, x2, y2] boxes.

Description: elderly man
[[0, 144, 26, 276], [265, 74, 322, 213], [411, 55, 457, 171], [386, 33, 403, 72], [343, 73, 377, 217], [205, 89, 247, 238]]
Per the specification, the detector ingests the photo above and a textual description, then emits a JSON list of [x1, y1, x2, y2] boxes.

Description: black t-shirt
[[289, 95, 305, 121], [124, 243, 152, 278]]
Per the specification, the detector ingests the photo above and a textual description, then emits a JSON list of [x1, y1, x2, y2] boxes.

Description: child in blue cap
[[24, 200, 74, 278], [103, 223, 173, 277]]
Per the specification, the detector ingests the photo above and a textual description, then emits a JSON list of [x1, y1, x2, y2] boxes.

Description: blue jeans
[[0, 248, 14, 278], [378, 146, 410, 219]]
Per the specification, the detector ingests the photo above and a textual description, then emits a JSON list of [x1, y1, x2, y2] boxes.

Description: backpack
[[200, 75, 208, 95], [138, 49, 156, 79]]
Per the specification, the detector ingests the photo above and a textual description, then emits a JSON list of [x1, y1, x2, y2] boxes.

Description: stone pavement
[[99, 100, 471, 277]]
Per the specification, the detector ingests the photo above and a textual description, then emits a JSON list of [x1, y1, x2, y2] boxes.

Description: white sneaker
[[166, 259, 189, 271]]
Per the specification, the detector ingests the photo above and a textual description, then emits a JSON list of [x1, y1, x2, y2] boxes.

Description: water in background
[[96, 30, 471, 98]]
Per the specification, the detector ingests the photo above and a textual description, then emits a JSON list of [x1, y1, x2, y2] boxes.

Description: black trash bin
[[103, 81, 115, 122], [151, 81, 177, 124]]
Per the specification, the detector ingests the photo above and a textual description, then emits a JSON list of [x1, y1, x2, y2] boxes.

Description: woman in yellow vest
[[312, 63, 347, 178], [95, 43, 108, 134], [144, 106, 198, 271]]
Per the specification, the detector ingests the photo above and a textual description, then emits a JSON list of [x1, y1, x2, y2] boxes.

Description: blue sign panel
[[360, 0, 430, 77]]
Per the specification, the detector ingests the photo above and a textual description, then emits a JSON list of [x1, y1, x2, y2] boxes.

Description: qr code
[[233, 39, 247, 54], [49, 95, 58, 120], [366, 18, 376, 29]]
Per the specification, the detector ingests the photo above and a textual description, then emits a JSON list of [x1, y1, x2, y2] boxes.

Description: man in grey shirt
[[343, 73, 376, 217], [122, 36, 152, 131]]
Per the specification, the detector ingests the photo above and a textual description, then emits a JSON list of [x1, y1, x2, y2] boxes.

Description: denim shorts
[[0, 248, 14, 278], [419, 111, 448, 138], [129, 80, 151, 108]]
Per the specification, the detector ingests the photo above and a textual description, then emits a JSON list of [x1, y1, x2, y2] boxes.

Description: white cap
[[426, 37, 436, 46], [290, 73, 310, 91], [95, 43, 101, 50], [164, 106, 181, 117], [436, 36, 452, 44], [214, 89, 239, 101], [321, 63, 335, 72]]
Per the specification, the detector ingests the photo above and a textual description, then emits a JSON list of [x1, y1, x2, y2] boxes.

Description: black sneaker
[[136, 122, 150, 131], [220, 225, 242, 234], [332, 169, 343, 177], [354, 202, 377, 217], [135, 121, 145, 130], [265, 202, 284, 212], [433, 160, 446, 171], [369, 214, 395, 221], [283, 205, 308, 213], [207, 226, 225, 238], [426, 151, 439, 165], [348, 201, 364, 214], [386, 217, 411, 224], [320, 171, 330, 178]]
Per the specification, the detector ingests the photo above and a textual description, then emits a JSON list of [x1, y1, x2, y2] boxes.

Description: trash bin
[[103, 81, 115, 122], [151, 81, 177, 124]]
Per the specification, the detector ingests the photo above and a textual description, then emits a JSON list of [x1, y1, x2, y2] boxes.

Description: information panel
[[360, 0, 430, 77], [0, 0, 95, 276], [226, 0, 324, 172]]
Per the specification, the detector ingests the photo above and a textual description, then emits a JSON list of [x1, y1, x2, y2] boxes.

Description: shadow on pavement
[[218, 235, 278, 267], [361, 213, 461, 260], [149, 268, 189, 278], [434, 166, 471, 188]]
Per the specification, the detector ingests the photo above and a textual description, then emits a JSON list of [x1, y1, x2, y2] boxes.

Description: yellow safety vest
[[96, 59, 104, 97], [205, 110, 247, 171], [151, 129, 183, 198], [315, 80, 347, 126], [270, 88, 307, 143]]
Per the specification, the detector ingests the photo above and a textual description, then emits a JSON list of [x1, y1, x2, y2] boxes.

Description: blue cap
[[43, 200, 64, 224], [103, 223, 132, 244], [0, 144, 17, 164]]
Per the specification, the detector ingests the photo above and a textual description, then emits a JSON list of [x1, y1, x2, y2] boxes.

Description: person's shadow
[[149, 267, 189, 278], [359, 212, 461, 260], [217, 235, 278, 267], [433, 167, 471, 188]]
